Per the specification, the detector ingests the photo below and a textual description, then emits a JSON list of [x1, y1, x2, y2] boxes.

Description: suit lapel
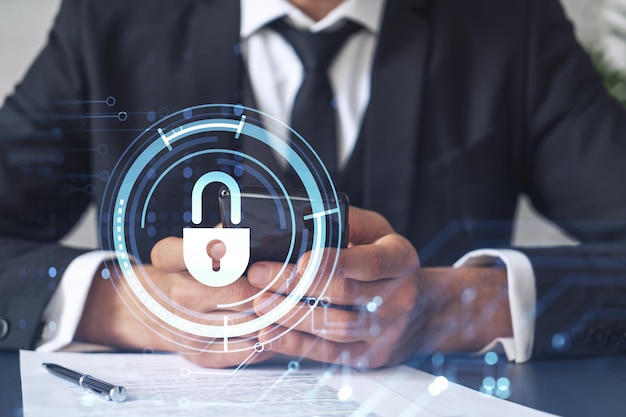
[[362, 0, 430, 234]]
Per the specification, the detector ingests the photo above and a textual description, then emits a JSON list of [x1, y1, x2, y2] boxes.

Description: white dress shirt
[[38, 0, 536, 363]]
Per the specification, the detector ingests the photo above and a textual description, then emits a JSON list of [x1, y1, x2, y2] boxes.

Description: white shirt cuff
[[36, 251, 115, 352], [454, 249, 536, 363]]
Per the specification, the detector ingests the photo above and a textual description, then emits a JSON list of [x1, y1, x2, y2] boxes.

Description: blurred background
[[0, 0, 624, 249]]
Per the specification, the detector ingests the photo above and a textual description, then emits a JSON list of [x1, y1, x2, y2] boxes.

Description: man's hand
[[247, 207, 513, 368], [75, 237, 276, 368]]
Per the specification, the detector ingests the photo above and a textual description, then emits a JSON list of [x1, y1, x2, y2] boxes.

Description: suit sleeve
[[0, 0, 92, 349], [519, 0, 626, 357]]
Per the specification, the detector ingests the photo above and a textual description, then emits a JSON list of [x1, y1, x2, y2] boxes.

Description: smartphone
[[220, 186, 349, 265]]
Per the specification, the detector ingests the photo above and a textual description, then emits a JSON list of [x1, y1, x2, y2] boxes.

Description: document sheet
[[20, 350, 556, 417]]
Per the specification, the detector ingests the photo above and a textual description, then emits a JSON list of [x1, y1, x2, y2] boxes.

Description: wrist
[[419, 266, 512, 352]]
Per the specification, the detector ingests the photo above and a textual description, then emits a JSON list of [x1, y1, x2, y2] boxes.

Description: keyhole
[[207, 239, 226, 272]]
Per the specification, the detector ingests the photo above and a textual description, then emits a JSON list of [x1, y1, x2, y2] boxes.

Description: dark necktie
[[270, 19, 362, 177]]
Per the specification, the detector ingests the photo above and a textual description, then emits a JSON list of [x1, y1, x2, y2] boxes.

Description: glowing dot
[[183, 109, 193, 119], [183, 211, 192, 223], [117, 111, 128, 122], [147, 212, 157, 223], [372, 296, 383, 306], [461, 287, 476, 303], [234, 164, 244, 177], [48, 321, 57, 332], [233, 43, 243, 55], [431, 353, 445, 367], [234, 104, 244, 115], [147, 226, 156, 238], [146, 111, 156, 122], [497, 377, 510, 391], [369, 324, 381, 336], [484, 351, 498, 366], [183, 166, 193, 179], [428, 376, 449, 396], [288, 361, 300, 372], [482, 376, 496, 391], [354, 356, 370, 369], [552, 333, 566, 349], [100, 268, 110, 279], [180, 367, 191, 377], [48, 267, 57, 278], [366, 301, 378, 313], [337, 385, 352, 401]]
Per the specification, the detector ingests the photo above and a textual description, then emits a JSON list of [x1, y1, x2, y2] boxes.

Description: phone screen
[[220, 187, 349, 265]]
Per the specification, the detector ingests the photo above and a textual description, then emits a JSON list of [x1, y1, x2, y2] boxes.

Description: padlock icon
[[183, 171, 250, 287]]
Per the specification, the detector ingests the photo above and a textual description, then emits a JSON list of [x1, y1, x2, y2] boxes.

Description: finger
[[164, 275, 260, 313], [258, 326, 371, 367], [247, 258, 386, 306], [151, 236, 186, 272], [253, 294, 375, 343], [181, 339, 277, 368], [150, 236, 228, 272], [347, 206, 394, 245], [134, 265, 259, 313], [327, 233, 419, 282]]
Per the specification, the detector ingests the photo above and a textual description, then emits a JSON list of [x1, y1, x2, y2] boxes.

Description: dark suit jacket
[[0, 0, 625, 358]]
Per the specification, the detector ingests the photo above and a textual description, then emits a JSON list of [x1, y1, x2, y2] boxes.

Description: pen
[[42, 362, 127, 402]]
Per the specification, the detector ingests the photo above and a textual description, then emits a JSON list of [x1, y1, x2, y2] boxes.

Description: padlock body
[[183, 227, 250, 287]]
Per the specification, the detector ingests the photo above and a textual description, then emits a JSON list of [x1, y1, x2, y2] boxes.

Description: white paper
[[20, 350, 557, 417]]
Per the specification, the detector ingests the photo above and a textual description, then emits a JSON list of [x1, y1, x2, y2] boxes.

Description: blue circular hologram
[[100, 104, 344, 352], [117, 111, 128, 122]]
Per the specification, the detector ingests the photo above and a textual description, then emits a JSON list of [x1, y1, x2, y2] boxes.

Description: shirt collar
[[240, 0, 385, 38]]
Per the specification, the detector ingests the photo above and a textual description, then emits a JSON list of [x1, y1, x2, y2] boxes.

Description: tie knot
[[270, 19, 362, 72]]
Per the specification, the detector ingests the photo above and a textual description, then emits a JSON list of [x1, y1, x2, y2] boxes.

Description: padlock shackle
[[191, 171, 241, 225]]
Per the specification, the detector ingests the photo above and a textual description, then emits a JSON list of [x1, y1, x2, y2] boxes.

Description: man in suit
[[0, 0, 625, 368]]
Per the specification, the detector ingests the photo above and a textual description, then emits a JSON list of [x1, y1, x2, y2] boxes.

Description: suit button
[[0, 319, 9, 340], [606, 330, 623, 347], [589, 329, 606, 346], [571, 327, 588, 347]]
